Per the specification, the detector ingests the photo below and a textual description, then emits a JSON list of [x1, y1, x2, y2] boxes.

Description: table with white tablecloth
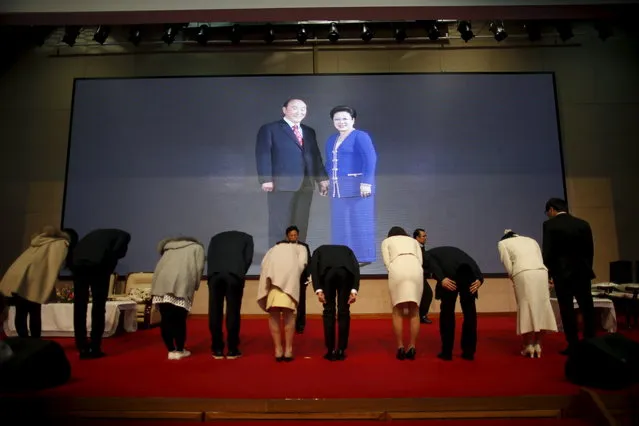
[[2, 300, 138, 337], [550, 297, 617, 333]]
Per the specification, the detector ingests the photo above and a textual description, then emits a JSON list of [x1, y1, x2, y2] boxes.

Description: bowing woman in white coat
[[381, 226, 424, 360], [498, 230, 557, 358]]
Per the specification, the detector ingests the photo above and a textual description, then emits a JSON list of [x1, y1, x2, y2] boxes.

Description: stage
[[1, 315, 636, 424]]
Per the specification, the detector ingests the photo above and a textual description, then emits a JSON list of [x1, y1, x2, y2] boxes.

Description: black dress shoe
[[437, 352, 452, 361], [295, 326, 305, 334], [334, 349, 346, 361], [461, 353, 474, 361], [212, 350, 225, 360], [226, 350, 242, 359], [324, 350, 336, 361], [275, 356, 284, 362], [405, 347, 416, 360], [283, 356, 294, 362], [420, 316, 432, 324], [560, 347, 571, 356], [81, 348, 105, 360], [396, 348, 406, 360]]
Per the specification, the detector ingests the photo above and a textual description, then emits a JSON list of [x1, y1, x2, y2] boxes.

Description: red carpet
[[27, 316, 638, 399]]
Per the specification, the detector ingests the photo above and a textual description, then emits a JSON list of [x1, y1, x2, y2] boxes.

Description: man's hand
[[317, 291, 326, 304], [360, 183, 372, 198], [348, 293, 357, 304], [470, 280, 482, 294], [262, 182, 274, 192], [442, 278, 456, 291], [319, 180, 329, 196]]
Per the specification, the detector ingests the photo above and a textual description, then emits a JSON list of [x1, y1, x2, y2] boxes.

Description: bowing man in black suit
[[542, 198, 596, 354], [71, 228, 131, 359], [277, 225, 312, 334], [310, 244, 360, 361], [255, 98, 329, 247], [207, 230, 254, 360], [424, 246, 484, 361]]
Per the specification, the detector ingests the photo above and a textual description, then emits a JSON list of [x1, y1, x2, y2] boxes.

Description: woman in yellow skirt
[[257, 242, 309, 361]]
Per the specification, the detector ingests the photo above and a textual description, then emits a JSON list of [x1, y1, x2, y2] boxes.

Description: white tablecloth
[[2, 301, 138, 337], [550, 297, 617, 333]]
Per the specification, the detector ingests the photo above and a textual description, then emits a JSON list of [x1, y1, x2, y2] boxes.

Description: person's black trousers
[[14, 295, 42, 338], [208, 272, 244, 353], [158, 303, 189, 351], [321, 267, 353, 351], [73, 268, 111, 352], [439, 289, 477, 356]]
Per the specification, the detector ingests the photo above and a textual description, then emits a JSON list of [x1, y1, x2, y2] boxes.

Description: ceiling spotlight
[[129, 27, 142, 46], [361, 24, 373, 42], [394, 27, 407, 43], [162, 25, 179, 45], [425, 21, 441, 41], [296, 26, 309, 44], [229, 24, 242, 44], [594, 21, 613, 41], [457, 21, 474, 42], [328, 22, 339, 43], [62, 25, 81, 47], [196, 24, 210, 45], [556, 22, 573, 41], [524, 21, 542, 42], [93, 25, 110, 45], [489, 20, 508, 42]]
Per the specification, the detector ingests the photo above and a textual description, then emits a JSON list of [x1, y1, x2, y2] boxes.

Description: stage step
[[58, 419, 593, 426]]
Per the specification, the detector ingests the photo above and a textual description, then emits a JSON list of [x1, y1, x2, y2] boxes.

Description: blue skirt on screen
[[330, 195, 376, 263]]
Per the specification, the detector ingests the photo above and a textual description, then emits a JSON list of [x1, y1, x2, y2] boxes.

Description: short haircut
[[545, 198, 568, 213]]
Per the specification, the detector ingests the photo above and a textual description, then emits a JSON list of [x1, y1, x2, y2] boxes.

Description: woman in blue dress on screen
[[325, 105, 378, 265]]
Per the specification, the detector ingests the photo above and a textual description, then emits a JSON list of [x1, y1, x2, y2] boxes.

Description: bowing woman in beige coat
[[257, 242, 308, 361], [381, 226, 424, 360], [0, 226, 77, 337]]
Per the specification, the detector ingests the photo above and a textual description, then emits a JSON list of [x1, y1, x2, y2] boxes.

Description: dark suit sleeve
[[255, 124, 273, 184], [113, 232, 131, 260], [302, 243, 312, 283], [470, 259, 484, 284], [243, 236, 254, 274], [425, 254, 445, 282], [310, 249, 322, 293], [307, 128, 329, 183], [349, 249, 361, 292], [542, 220, 553, 274], [583, 221, 595, 275]]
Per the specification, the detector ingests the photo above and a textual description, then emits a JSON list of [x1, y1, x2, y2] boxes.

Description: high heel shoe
[[521, 345, 535, 358], [396, 347, 406, 360], [533, 343, 542, 358]]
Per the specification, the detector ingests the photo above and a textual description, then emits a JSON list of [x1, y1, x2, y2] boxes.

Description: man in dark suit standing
[[255, 98, 329, 247], [277, 225, 311, 334], [542, 198, 596, 355], [310, 244, 360, 361], [424, 246, 484, 361], [71, 228, 130, 359], [413, 228, 433, 324], [207, 230, 254, 360]]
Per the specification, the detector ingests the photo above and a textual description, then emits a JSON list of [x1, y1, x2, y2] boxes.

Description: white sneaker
[[174, 350, 191, 360], [168, 351, 179, 360]]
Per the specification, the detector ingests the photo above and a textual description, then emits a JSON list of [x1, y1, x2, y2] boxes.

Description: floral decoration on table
[[56, 286, 74, 303], [128, 287, 152, 303]]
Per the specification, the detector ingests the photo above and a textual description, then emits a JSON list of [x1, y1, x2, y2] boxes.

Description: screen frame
[[61, 71, 568, 279]]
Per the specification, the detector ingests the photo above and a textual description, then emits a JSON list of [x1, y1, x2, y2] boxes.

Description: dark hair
[[387, 226, 408, 237], [500, 231, 518, 241], [283, 98, 305, 108], [413, 228, 426, 239], [285, 225, 299, 235], [545, 198, 568, 213], [330, 105, 357, 119]]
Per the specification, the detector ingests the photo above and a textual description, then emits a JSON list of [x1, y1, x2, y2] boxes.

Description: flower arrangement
[[56, 286, 74, 303]]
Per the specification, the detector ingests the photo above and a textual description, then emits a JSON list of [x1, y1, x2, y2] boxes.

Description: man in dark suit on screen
[[71, 228, 130, 359], [207, 230, 254, 360], [255, 98, 329, 247], [542, 198, 596, 355], [310, 244, 360, 361], [424, 246, 484, 361]]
